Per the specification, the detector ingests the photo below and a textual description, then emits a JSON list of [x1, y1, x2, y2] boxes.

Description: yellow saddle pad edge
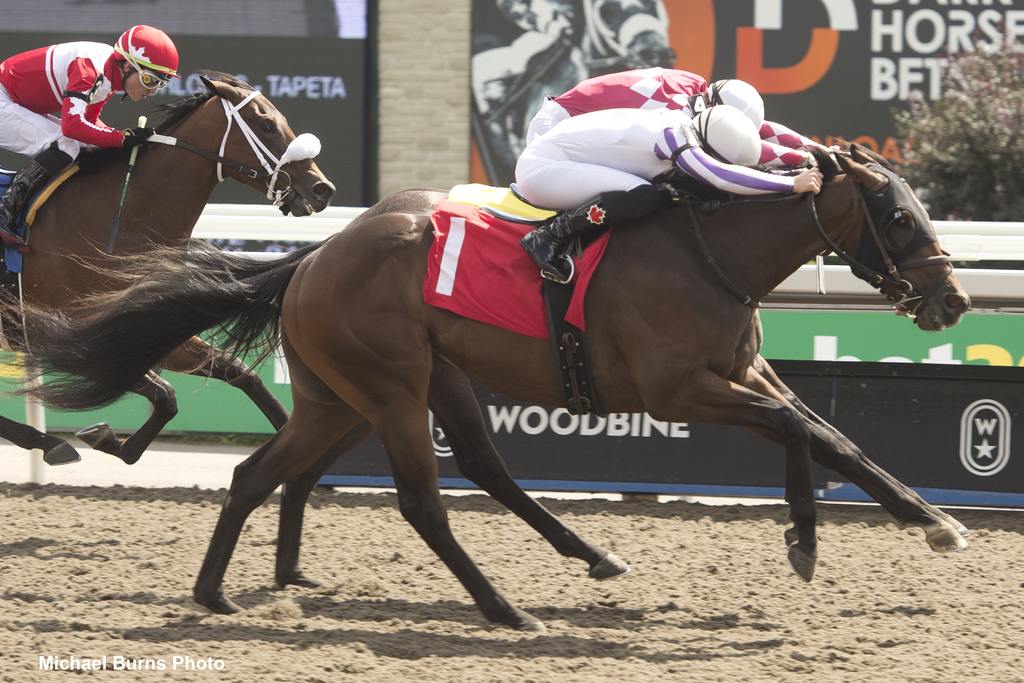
[[25, 164, 80, 226], [447, 183, 555, 222]]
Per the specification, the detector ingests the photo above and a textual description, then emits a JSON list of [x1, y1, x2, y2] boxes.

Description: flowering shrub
[[895, 47, 1024, 221]]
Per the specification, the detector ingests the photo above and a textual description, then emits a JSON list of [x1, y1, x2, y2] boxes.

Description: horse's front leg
[[164, 337, 290, 430], [75, 371, 176, 465], [649, 369, 818, 580], [752, 355, 968, 553]]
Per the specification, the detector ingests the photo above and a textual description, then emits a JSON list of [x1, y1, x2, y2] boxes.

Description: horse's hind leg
[[374, 400, 543, 631], [753, 356, 967, 552], [429, 358, 629, 579], [168, 337, 290, 430], [193, 397, 364, 614], [274, 421, 374, 588], [0, 413, 80, 465], [75, 371, 176, 465]]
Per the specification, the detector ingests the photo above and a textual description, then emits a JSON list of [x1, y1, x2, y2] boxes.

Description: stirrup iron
[[540, 254, 575, 284]]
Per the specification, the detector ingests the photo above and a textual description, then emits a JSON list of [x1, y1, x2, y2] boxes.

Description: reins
[[686, 172, 953, 317], [687, 202, 758, 309], [685, 192, 798, 309]]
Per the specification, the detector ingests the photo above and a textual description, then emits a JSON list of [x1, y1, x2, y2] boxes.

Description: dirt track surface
[[1, 483, 1021, 682]]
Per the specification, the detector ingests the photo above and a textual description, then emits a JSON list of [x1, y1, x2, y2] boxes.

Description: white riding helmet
[[692, 104, 762, 166], [708, 79, 765, 129]]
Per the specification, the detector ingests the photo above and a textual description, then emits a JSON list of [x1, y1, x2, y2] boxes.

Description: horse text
[[870, 1, 1024, 101]]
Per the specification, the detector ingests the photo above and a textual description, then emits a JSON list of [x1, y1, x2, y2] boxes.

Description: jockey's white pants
[[516, 107, 681, 209], [525, 98, 570, 146], [0, 83, 81, 160]]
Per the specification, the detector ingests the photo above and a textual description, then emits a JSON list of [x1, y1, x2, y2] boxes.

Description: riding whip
[[106, 114, 146, 254]]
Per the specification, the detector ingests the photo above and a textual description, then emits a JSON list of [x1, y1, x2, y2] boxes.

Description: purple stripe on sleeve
[[690, 147, 794, 192], [674, 153, 703, 182], [654, 127, 680, 161]]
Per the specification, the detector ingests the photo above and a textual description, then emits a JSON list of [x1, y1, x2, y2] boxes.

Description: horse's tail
[[20, 241, 322, 410]]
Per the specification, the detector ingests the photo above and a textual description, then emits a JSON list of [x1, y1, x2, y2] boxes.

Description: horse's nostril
[[945, 292, 969, 313], [314, 181, 335, 198]]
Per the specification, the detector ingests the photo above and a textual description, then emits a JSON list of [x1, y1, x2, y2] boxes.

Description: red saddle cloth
[[423, 199, 611, 339]]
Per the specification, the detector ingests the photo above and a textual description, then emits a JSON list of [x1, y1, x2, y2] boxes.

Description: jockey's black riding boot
[[0, 146, 72, 238], [521, 183, 677, 283]]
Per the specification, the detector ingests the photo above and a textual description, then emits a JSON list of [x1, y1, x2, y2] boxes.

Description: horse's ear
[[199, 76, 240, 102], [199, 75, 216, 95], [841, 155, 890, 192], [812, 149, 840, 183], [849, 142, 872, 164], [850, 142, 895, 169]]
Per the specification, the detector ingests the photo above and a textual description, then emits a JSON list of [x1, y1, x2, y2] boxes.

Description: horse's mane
[[152, 70, 254, 132], [75, 70, 254, 174]]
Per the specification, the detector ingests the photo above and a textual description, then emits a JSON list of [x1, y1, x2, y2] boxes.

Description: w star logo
[[959, 399, 1011, 477], [586, 204, 606, 225]]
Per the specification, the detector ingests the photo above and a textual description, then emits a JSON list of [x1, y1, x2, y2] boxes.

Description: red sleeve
[[59, 57, 125, 148]]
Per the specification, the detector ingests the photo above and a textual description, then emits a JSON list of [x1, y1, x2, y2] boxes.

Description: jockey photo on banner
[[471, 0, 675, 183]]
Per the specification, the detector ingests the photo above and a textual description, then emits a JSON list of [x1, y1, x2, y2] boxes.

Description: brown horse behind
[[19, 145, 972, 630], [1, 71, 334, 465]]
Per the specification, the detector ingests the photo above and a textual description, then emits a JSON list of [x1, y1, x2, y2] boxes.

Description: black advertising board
[[470, 0, 1024, 184], [323, 361, 1024, 507], [0, 1, 370, 204]]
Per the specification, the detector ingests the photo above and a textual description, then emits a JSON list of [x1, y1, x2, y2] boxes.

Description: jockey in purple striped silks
[[516, 103, 823, 283], [526, 69, 829, 170]]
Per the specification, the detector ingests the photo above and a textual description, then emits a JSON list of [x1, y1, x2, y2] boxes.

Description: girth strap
[[541, 280, 601, 416]]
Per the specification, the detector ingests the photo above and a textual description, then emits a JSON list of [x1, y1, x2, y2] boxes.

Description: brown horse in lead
[[1, 71, 333, 465], [20, 145, 971, 631]]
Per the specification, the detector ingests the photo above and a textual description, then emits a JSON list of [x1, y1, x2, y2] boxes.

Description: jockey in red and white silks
[[0, 25, 178, 157], [0, 25, 178, 239], [525, 67, 826, 169], [517, 105, 822, 209]]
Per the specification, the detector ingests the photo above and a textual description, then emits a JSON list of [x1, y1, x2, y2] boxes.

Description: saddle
[[429, 184, 603, 415], [1, 164, 79, 268], [0, 164, 79, 350]]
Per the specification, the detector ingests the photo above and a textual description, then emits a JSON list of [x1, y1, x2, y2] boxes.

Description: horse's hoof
[[496, 607, 545, 632], [43, 442, 81, 466], [275, 570, 322, 589], [75, 423, 124, 457], [940, 512, 971, 538], [588, 552, 631, 580], [787, 543, 817, 582], [925, 522, 969, 553], [194, 589, 241, 615]]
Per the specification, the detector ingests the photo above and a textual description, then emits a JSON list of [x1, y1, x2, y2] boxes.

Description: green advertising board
[[1, 309, 1020, 435]]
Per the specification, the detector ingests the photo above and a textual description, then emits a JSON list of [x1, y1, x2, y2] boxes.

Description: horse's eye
[[261, 121, 275, 134]]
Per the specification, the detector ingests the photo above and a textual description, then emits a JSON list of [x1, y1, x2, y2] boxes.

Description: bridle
[[686, 161, 953, 317], [147, 89, 321, 209], [808, 168, 953, 318]]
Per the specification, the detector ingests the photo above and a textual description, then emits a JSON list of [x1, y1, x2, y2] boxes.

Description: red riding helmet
[[113, 25, 179, 82]]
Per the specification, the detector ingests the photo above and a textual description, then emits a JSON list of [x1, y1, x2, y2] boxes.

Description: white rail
[[194, 204, 1024, 309], [195, 205, 1024, 261]]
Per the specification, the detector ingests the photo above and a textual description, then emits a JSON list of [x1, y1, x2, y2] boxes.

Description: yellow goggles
[[127, 59, 171, 90]]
